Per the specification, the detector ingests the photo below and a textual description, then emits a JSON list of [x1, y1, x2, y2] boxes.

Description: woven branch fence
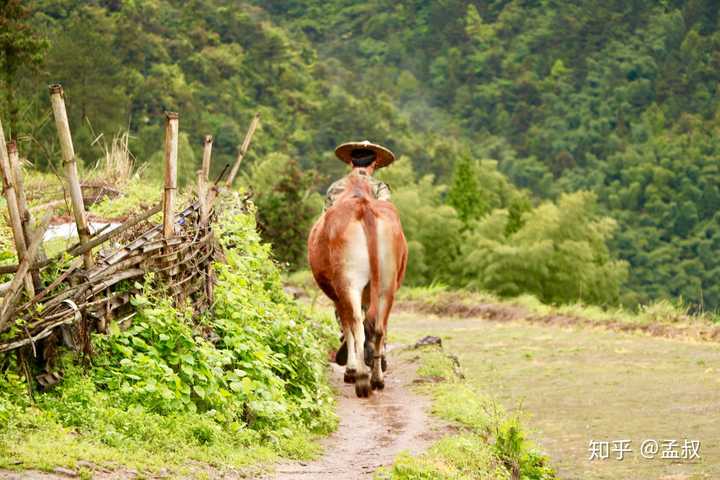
[[0, 85, 259, 387]]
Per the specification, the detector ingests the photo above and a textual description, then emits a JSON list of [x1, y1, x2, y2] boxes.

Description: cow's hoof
[[364, 342, 374, 368], [355, 373, 371, 398], [336, 341, 347, 366], [371, 377, 385, 390], [344, 369, 356, 383]]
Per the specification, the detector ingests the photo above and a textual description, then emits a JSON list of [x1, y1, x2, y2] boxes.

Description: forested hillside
[[3, 1, 719, 309], [261, 0, 720, 308]]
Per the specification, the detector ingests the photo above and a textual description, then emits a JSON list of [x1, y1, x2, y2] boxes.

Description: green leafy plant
[[0, 206, 338, 473]]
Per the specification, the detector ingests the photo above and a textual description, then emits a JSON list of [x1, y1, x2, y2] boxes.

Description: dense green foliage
[[377, 158, 626, 305], [243, 153, 324, 268], [0, 209, 337, 472], [259, 0, 720, 308], [2, 1, 718, 308]]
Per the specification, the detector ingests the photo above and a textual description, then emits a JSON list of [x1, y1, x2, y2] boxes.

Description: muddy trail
[[0, 349, 442, 480], [268, 351, 442, 480]]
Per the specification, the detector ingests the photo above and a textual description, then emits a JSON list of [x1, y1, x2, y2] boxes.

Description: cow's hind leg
[[347, 289, 370, 397], [371, 291, 394, 390], [334, 308, 348, 367], [370, 333, 385, 390], [336, 301, 356, 383]]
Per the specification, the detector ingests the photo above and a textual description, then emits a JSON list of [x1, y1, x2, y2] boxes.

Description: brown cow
[[308, 173, 407, 397]]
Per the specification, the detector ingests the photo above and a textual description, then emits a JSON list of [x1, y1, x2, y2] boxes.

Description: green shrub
[[460, 191, 628, 305], [380, 159, 626, 306], [244, 153, 323, 270]]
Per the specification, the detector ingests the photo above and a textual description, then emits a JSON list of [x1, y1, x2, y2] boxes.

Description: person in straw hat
[[324, 140, 395, 209]]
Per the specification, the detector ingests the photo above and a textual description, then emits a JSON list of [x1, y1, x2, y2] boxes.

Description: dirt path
[[0, 349, 441, 480], [269, 351, 441, 480]]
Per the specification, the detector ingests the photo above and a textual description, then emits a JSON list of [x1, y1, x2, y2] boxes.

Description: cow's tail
[[360, 199, 380, 330]]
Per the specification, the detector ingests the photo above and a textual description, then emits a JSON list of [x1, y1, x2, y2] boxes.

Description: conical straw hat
[[335, 140, 396, 169]]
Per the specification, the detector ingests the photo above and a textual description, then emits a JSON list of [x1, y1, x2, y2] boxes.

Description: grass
[[0, 410, 285, 476], [394, 284, 720, 329], [388, 310, 720, 479], [377, 348, 556, 480], [88, 177, 167, 220]]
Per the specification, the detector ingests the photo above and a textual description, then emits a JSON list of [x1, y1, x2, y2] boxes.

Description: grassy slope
[[396, 284, 720, 330], [387, 309, 718, 480], [376, 348, 555, 480], [290, 270, 720, 338]]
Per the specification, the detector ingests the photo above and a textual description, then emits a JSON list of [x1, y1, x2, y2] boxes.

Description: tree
[[0, 0, 47, 136], [461, 192, 628, 305], [446, 157, 484, 226], [245, 153, 322, 270]]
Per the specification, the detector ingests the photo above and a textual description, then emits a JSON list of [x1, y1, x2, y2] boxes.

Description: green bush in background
[[377, 155, 626, 305]]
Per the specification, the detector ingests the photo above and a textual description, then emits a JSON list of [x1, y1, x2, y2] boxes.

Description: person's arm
[[375, 181, 392, 202], [325, 178, 346, 209]]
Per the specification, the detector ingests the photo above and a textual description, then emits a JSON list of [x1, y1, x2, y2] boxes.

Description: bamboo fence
[[0, 85, 259, 387]]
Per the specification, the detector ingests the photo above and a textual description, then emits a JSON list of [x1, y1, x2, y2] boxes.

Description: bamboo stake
[[7, 142, 30, 237], [49, 84, 94, 269], [225, 113, 260, 188], [0, 214, 51, 330], [0, 119, 34, 297], [197, 170, 209, 226], [8, 141, 43, 290], [201, 134, 213, 182], [163, 112, 179, 238]]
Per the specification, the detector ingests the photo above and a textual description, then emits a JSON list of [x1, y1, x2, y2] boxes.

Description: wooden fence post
[[49, 84, 94, 269], [163, 112, 179, 238], [201, 134, 213, 182], [0, 119, 35, 297], [198, 134, 213, 226], [225, 113, 260, 188], [197, 171, 208, 226], [8, 141, 42, 290]]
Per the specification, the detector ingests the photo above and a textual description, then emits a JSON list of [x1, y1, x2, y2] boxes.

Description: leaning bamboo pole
[[0, 214, 51, 330], [225, 113, 260, 188], [0, 120, 35, 297], [7, 142, 31, 239], [49, 84, 94, 269], [8, 141, 43, 290], [163, 112, 179, 238]]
